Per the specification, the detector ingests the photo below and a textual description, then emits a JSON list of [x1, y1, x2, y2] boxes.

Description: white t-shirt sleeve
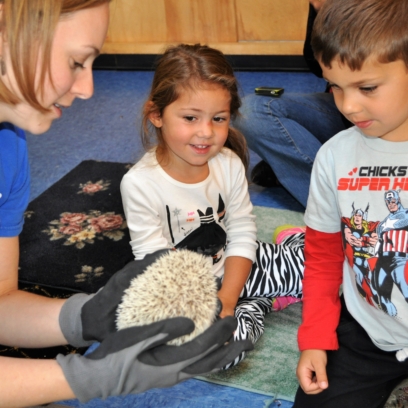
[[120, 168, 172, 260], [304, 140, 342, 233], [222, 152, 257, 262]]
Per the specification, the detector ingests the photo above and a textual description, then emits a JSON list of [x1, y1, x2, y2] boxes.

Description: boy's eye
[[360, 86, 377, 93]]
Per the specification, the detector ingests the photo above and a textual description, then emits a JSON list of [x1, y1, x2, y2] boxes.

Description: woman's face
[[0, 3, 109, 134]]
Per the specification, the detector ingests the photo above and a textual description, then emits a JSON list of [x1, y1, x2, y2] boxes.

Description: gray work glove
[[59, 249, 170, 347], [57, 316, 253, 403]]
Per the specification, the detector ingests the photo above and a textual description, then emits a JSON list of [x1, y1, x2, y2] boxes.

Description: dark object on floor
[[19, 160, 134, 294], [251, 160, 281, 187]]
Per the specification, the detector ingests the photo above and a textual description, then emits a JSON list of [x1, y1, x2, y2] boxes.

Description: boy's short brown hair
[[312, 0, 408, 70]]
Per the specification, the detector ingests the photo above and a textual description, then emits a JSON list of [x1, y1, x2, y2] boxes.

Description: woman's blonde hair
[[0, 0, 110, 112], [142, 43, 249, 170]]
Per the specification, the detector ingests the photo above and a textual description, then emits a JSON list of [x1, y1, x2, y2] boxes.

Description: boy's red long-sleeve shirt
[[297, 226, 344, 351], [303, 127, 408, 353]]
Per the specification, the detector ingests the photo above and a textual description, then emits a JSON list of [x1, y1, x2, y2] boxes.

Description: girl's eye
[[214, 116, 227, 122], [184, 116, 196, 122]]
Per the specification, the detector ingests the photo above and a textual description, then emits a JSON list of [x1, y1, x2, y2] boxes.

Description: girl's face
[[0, 3, 109, 134], [150, 83, 231, 183]]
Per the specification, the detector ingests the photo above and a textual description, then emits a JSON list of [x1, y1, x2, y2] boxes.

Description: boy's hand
[[296, 349, 329, 394]]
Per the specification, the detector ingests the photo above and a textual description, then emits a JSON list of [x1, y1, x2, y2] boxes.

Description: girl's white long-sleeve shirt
[[120, 148, 257, 277]]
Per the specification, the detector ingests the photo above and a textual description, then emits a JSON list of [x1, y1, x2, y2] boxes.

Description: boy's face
[[320, 56, 408, 142]]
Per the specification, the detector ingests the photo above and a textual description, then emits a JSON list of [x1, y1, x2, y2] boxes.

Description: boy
[[293, 0, 408, 407]]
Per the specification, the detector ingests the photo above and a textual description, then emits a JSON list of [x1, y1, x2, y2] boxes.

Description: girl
[[121, 43, 306, 367], [0, 2, 245, 406]]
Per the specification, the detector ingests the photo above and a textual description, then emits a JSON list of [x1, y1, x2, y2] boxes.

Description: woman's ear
[[146, 101, 163, 128]]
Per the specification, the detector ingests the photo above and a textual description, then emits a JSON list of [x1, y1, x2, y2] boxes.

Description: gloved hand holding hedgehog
[[116, 249, 220, 345], [58, 249, 253, 402]]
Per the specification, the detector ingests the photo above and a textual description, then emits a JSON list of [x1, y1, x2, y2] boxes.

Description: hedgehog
[[116, 249, 219, 345]]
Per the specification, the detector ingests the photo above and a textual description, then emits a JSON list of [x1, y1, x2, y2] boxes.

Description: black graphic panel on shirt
[[217, 194, 226, 222], [166, 195, 227, 264]]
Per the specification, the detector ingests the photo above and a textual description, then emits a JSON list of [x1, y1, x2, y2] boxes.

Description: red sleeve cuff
[[298, 226, 344, 351]]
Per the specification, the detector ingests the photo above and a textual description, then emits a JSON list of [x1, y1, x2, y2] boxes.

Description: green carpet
[[199, 206, 305, 402], [251, 206, 305, 243]]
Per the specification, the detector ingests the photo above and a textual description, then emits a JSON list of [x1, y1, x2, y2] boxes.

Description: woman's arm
[[0, 236, 67, 348], [218, 256, 252, 317], [0, 237, 78, 406], [0, 356, 75, 407]]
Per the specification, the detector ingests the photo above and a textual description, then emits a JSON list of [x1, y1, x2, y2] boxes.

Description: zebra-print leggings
[[224, 232, 305, 368]]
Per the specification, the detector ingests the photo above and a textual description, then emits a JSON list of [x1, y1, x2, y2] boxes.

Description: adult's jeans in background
[[234, 92, 348, 207]]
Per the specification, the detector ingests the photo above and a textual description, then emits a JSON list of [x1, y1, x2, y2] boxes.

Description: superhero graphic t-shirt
[[305, 127, 408, 352]]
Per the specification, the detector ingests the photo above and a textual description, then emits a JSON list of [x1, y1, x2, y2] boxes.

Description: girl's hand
[[217, 256, 252, 319], [216, 293, 236, 318], [218, 304, 235, 318]]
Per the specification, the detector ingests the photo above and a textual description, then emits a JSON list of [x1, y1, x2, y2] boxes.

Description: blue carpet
[[58, 324, 298, 408], [25, 69, 320, 408], [59, 381, 295, 408], [59, 379, 276, 408]]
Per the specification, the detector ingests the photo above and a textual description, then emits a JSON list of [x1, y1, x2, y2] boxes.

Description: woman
[[0, 1, 251, 406]]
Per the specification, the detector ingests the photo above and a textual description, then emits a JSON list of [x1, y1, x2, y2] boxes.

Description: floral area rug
[[19, 160, 134, 294], [0, 160, 134, 359]]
